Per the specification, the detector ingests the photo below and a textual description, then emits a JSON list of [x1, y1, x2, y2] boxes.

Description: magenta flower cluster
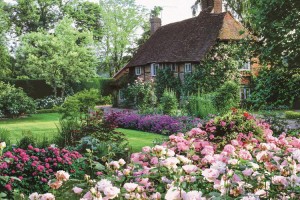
[[0, 145, 82, 194], [104, 111, 201, 135]]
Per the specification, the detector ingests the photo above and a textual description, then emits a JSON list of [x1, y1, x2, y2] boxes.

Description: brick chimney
[[201, 0, 222, 13], [213, 0, 222, 13], [150, 17, 161, 35]]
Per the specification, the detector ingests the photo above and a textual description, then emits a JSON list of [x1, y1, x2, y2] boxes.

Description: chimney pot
[[201, 0, 222, 13], [150, 17, 161, 35], [213, 0, 222, 13]]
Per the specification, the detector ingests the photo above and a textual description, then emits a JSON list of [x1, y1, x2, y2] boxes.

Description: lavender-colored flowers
[[104, 111, 201, 135]]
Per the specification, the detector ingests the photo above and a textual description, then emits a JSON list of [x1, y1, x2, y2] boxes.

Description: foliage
[[204, 109, 263, 148], [104, 111, 201, 135], [182, 42, 250, 95], [6, 0, 62, 35], [155, 68, 181, 100], [25, 113, 300, 199], [212, 81, 240, 114], [98, 0, 146, 76], [35, 96, 65, 110], [0, 146, 82, 195], [0, 81, 36, 118], [160, 89, 179, 116], [248, 67, 300, 110], [63, 1, 103, 41], [285, 111, 300, 119], [245, 0, 300, 69], [16, 17, 98, 97], [186, 92, 217, 118], [123, 78, 157, 110], [0, 1, 11, 79], [151, 6, 163, 17], [76, 136, 131, 165], [58, 89, 99, 120]]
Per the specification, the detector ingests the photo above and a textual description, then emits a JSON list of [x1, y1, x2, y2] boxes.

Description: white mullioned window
[[240, 87, 251, 99], [171, 64, 178, 72], [240, 60, 251, 71], [151, 63, 159, 76], [184, 63, 192, 73], [135, 66, 142, 75]]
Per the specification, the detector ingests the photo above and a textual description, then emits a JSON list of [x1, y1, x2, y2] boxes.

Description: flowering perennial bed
[[3, 111, 300, 199], [0, 146, 82, 194], [104, 111, 201, 135]]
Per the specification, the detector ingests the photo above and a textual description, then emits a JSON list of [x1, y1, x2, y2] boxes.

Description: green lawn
[[0, 113, 167, 152], [116, 128, 168, 152], [0, 113, 60, 143]]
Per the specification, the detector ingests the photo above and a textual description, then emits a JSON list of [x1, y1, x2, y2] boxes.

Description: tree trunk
[[54, 86, 57, 98], [61, 86, 65, 98]]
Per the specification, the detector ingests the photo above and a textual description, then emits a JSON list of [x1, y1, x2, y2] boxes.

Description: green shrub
[[285, 111, 300, 119], [155, 68, 181, 100], [58, 89, 99, 120], [187, 92, 217, 118], [160, 89, 178, 115], [15, 131, 52, 149], [0, 81, 36, 118], [213, 81, 240, 114], [54, 119, 82, 147], [123, 78, 157, 110]]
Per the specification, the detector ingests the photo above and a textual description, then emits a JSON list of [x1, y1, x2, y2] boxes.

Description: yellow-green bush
[[285, 111, 300, 119]]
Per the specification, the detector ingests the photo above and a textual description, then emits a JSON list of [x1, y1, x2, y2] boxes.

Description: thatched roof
[[114, 11, 247, 78]]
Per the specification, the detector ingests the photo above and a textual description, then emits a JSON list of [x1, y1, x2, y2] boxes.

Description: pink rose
[[182, 165, 198, 174], [165, 187, 185, 200], [73, 186, 83, 194], [238, 150, 253, 160], [55, 170, 70, 181], [202, 168, 220, 182], [242, 168, 253, 176], [142, 146, 151, 153], [104, 186, 120, 199], [40, 193, 55, 200], [182, 191, 203, 200]]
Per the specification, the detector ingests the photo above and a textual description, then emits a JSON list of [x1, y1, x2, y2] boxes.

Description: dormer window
[[151, 63, 159, 76], [135, 66, 142, 75], [184, 63, 192, 73], [240, 60, 251, 71]]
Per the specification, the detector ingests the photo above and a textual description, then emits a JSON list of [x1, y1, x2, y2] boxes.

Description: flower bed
[[5, 110, 300, 199], [104, 111, 201, 135], [0, 146, 82, 195]]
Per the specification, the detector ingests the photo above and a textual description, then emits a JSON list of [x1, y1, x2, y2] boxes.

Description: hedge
[[1, 78, 116, 99], [285, 111, 300, 119]]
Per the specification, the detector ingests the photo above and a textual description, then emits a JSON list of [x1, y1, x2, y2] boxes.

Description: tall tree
[[98, 0, 146, 76], [63, 0, 103, 41], [0, 0, 12, 78], [246, 0, 300, 69], [7, 0, 63, 35], [16, 17, 98, 97]]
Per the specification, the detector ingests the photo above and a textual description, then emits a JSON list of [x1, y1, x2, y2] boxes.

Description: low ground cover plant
[[104, 111, 201, 135], [11, 109, 300, 199]]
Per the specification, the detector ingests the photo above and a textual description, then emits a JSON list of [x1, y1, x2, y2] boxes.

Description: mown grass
[[116, 128, 168, 152], [0, 113, 60, 143], [0, 113, 167, 152]]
